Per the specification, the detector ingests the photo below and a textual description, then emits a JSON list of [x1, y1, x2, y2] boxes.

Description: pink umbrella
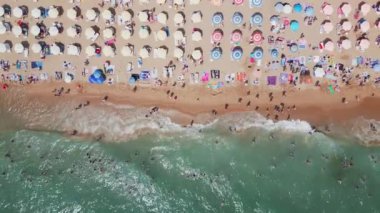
[[233, 0, 244, 5], [342, 20, 352, 31], [359, 2, 371, 16], [340, 3, 352, 17], [212, 29, 223, 42], [231, 29, 242, 42], [322, 3, 333, 16], [251, 30, 263, 43], [324, 40, 334, 52], [358, 38, 370, 51]]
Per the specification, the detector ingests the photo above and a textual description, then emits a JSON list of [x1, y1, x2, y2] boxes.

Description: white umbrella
[[156, 30, 167, 41], [324, 40, 334, 52], [85, 27, 96, 39], [121, 45, 133, 56], [174, 13, 184, 25], [341, 39, 351, 50], [67, 8, 78, 20], [86, 9, 97, 21], [192, 31, 202, 41], [283, 4, 292, 14], [157, 0, 166, 4], [174, 0, 184, 5], [12, 25, 22, 37], [139, 0, 150, 4], [358, 39, 370, 51], [0, 7, 4, 17], [121, 29, 132, 40], [85, 45, 96, 56], [66, 26, 78, 38], [191, 11, 202, 23], [322, 21, 333, 34], [138, 11, 149, 22], [102, 46, 115, 57], [342, 21, 352, 31], [103, 28, 114, 39], [360, 20, 370, 33], [31, 8, 41, 19], [157, 12, 168, 25], [155, 48, 167, 59], [192, 49, 202, 60], [13, 7, 23, 18], [139, 47, 150, 59], [139, 27, 150, 39], [30, 25, 41, 36], [14, 43, 24, 54], [189, 0, 200, 5], [120, 11, 132, 22], [173, 47, 184, 58], [174, 30, 184, 40], [102, 9, 113, 20], [322, 4, 333, 16], [360, 3, 371, 16], [49, 26, 59, 36], [67, 44, 80, 55], [341, 3, 352, 17], [31, 43, 42, 53], [0, 24, 6, 35], [64, 73, 73, 83], [50, 44, 61, 55], [0, 43, 7, 53], [48, 7, 59, 19]]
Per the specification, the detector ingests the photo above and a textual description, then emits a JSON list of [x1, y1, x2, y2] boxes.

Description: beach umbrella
[[251, 13, 263, 26], [373, 63, 380, 72], [289, 43, 298, 52], [66, 26, 78, 38], [50, 44, 62, 55], [360, 2, 371, 16], [64, 73, 74, 83], [85, 27, 96, 39], [156, 47, 167, 59], [358, 38, 370, 51], [120, 10, 132, 22], [67, 8, 78, 20], [89, 69, 106, 84], [290, 20, 299, 32], [322, 21, 333, 34], [251, 30, 263, 43], [103, 27, 114, 39], [305, 6, 314, 16], [67, 44, 80, 55], [324, 40, 335, 52], [231, 46, 243, 60], [231, 29, 242, 42], [0, 24, 6, 35], [31, 43, 42, 53], [139, 26, 150, 39], [233, 0, 244, 6], [293, 3, 303, 13], [48, 26, 59, 36], [157, 29, 167, 41], [0, 43, 10, 53], [121, 29, 132, 40], [102, 9, 113, 20], [13, 7, 23, 18], [189, 0, 201, 5], [342, 20, 352, 31], [102, 46, 115, 57], [48, 7, 59, 19], [157, 12, 168, 25], [271, 49, 279, 58], [174, 12, 184, 25], [340, 3, 352, 17], [283, 4, 292, 14], [212, 12, 223, 25], [0, 6, 4, 17], [14, 43, 24, 54], [251, 47, 263, 59], [30, 25, 41, 36], [359, 19, 370, 33], [341, 38, 352, 50], [191, 11, 202, 23], [139, 0, 150, 4], [12, 25, 22, 37], [191, 49, 202, 60], [275, 2, 284, 13], [174, 30, 184, 40], [174, 0, 184, 5], [232, 12, 243, 25], [322, 3, 333, 16], [86, 9, 97, 21], [31, 8, 41, 19], [139, 46, 150, 59], [138, 11, 149, 22], [121, 45, 133, 57], [270, 15, 280, 25], [212, 29, 223, 42], [173, 47, 184, 59], [251, 0, 263, 7], [85, 45, 96, 56], [211, 47, 222, 60], [192, 30, 202, 41]]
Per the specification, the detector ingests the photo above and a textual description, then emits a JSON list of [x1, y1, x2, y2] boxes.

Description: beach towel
[[279, 73, 288, 84], [31, 61, 43, 70], [267, 76, 277, 85], [201, 72, 209, 82]]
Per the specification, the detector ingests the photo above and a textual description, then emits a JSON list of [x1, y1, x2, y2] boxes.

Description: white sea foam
[[349, 117, 380, 145]]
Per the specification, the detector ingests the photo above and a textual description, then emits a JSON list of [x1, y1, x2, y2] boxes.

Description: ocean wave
[[349, 117, 380, 145]]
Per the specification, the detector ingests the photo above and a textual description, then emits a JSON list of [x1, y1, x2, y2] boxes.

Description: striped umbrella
[[232, 12, 243, 25], [232, 47, 243, 60], [233, 0, 244, 5], [211, 47, 222, 60], [271, 49, 279, 58], [290, 43, 298, 52], [212, 29, 223, 42], [251, 30, 263, 43], [231, 29, 242, 42], [251, 0, 262, 7], [212, 12, 224, 25], [252, 47, 263, 59], [250, 13, 263, 26]]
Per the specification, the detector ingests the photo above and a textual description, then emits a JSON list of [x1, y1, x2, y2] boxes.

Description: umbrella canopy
[[192, 49, 202, 60], [251, 0, 263, 7], [138, 11, 149, 22], [0, 24, 6, 35], [89, 69, 106, 84], [155, 47, 167, 59], [322, 21, 333, 33], [120, 10, 132, 22], [190, 0, 201, 5], [174, 0, 184, 5], [174, 12, 184, 25], [157, 12, 168, 25], [212, 29, 223, 42], [233, 0, 244, 6], [373, 63, 380, 72], [192, 30, 202, 41], [251, 13, 263, 26], [283, 4, 292, 14], [191, 11, 202, 23], [173, 47, 184, 58], [340, 3, 352, 17], [293, 3, 303, 13], [305, 6, 314, 16], [232, 47, 243, 60], [290, 43, 298, 52], [64, 73, 74, 83], [0, 6, 4, 17], [66, 26, 78, 37], [251, 30, 263, 43], [86, 9, 97, 21], [342, 20, 352, 31], [48, 7, 59, 18], [30, 25, 41, 36], [290, 20, 299, 32], [13, 7, 23, 18], [271, 48, 279, 58], [85, 45, 96, 56], [232, 12, 243, 25], [324, 40, 335, 52], [48, 26, 59, 36], [270, 15, 280, 25], [212, 12, 223, 25], [50, 44, 62, 55], [211, 47, 222, 60], [231, 29, 242, 42], [251, 47, 263, 59], [322, 3, 333, 16], [360, 2, 371, 16], [121, 45, 133, 57], [12, 25, 22, 37], [14, 43, 24, 54], [358, 38, 370, 51], [31, 43, 42, 53], [85, 27, 96, 39], [67, 8, 78, 20], [341, 38, 352, 50], [31, 8, 41, 19], [157, 29, 167, 41], [174, 30, 184, 40], [102, 9, 113, 20], [139, 26, 150, 39], [67, 44, 80, 55], [103, 27, 115, 39], [121, 29, 132, 40], [359, 19, 370, 33], [275, 2, 284, 13], [102, 46, 115, 57], [139, 47, 150, 59]]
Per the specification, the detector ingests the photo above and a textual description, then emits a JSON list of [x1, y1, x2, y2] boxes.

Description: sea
[[1, 91, 380, 212]]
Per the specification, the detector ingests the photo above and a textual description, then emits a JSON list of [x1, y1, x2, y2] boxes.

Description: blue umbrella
[[290, 43, 298, 52], [212, 12, 223, 25], [293, 3, 302, 13], [250, 0, 262, 7], [290, 20, 299, 32], [270, 15, 279, 25], [271, 49, 279, 58], [252, 47, 263, 59], [274, 2, 283, 13], [251, 13, 263, 26], [373, 63, 380, 72], [211, 47, 222, 60], [232, 47, 243, 60], [89, 69, 106, 84], [305, 6, 314, 16], [232, 12, 243, 25]]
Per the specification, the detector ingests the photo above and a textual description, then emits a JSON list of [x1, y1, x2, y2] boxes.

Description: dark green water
[[1, 128, 379, 212]]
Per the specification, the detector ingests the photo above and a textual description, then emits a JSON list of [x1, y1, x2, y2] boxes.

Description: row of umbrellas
[[0, 41, 81, 55]]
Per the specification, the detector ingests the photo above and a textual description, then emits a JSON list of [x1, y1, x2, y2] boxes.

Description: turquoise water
[[1, 128, 380, 212]]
